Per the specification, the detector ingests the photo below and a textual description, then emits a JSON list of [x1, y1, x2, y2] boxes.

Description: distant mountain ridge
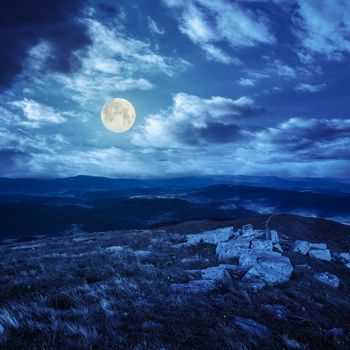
[[1, 175, 350, 195]]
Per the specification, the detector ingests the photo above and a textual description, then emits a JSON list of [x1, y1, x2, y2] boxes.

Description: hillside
[[1, 215, 350, 349]]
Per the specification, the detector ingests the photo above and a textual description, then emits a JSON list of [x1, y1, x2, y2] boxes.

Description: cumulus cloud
[[163, 0, 275, 64], [19, 16, 189, 108], [10, 98, 66, 127], [132, 92, 263, 148], [239, 78, 255, 86], [236, 117, 350, 164], [294, 0, 350, 60], [295, 83, 327, 93]]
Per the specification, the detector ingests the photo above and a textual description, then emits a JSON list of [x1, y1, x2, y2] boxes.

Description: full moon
[[101, 98, 136, 133]]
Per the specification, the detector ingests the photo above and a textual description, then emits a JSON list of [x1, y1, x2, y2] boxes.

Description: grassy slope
[[0, 216, 350, 349]]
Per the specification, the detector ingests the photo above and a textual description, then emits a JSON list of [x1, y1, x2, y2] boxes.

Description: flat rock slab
[[239, 250, 282, 269], [170, 280, 217, 294], [309, 249, 331, 261], [216, 238, 251, 261], [187, 227, 234, 245], [201, 264, 238, 280], [309, 242, 327, 250], [251, 239, 273, 251], [234, 317, 271, 338], [242, 255, 293, 285], [313, 272, 340, 289], [291, 240, 310, 255]]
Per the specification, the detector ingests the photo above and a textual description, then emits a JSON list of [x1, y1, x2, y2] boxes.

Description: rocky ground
[[0, 214, 350, 349]]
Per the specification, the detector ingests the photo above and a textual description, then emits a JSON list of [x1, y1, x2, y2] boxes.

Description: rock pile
[[291, 240, 331, 261], [172, 224, 294, 293]]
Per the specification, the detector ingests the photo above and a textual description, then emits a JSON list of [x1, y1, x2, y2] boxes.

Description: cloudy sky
[[1, 0, 350, 178]]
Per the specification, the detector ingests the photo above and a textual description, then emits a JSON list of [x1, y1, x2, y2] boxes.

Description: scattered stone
[[105, 246, 124, 253], [309, 249, 331, 261], [234, 317, 271, 338], [313, 272, 340, 289], [242, 255, 293, 285], [264, 304, 289, 320], [239, 250, 281, 269], [309, 242, 327, 250], [270, 230, 279, 244], [201, 264, 237, 280], [291, 240, 310, 255], [240, 225, 264, 239], [251, 239, 272, 251], [346, 263, 350, 270], [273, 243, 283, 253], [335, 252, 350, 263], [186, 227, 234, 245], [170, 280, 217, 294], [216, 238, 251, 261]]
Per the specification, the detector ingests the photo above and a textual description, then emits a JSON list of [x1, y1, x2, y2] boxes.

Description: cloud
[[147, 17, 165, 35], [0, 0, 91, 88], [239, 78, 255, 86], [294, 0, 350, 60], [20, 17, 189, 108], [163, 0, 275, 64], [236, 117, 350, 164], [132, 92, 263, 148], [295, 83, 327, 93], [10, 98, 66, 127]]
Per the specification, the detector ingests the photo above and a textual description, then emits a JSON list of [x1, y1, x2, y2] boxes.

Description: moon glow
[[101, 98, 136, 133]]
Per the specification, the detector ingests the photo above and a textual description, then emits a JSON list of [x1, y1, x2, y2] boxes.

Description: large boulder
[[309, 249, 331, 261], [313, 272, 340, 289], [237, 224, 265, 239], [216, 238, 251, 261], [291, 240, 310, 255], [201, 264, 238, 280], [242, 255, 293, 285], [170, 280, 217, 294], [234, 317, 271, 338], [239, 250, 282, 269], [251, 239, 273, 251], [186, 227, 234, 245], [309, 242, 327, 250]]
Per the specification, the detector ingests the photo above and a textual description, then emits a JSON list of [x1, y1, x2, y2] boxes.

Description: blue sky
[[0, 0, 350, 178]]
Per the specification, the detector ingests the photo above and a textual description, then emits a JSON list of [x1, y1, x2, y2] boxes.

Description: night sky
[[1, 0, 350, 178]]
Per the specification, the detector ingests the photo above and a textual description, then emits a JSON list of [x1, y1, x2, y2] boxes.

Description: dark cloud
[[0, 0, 91, 88]]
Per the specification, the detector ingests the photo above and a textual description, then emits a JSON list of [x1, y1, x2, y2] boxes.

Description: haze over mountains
[[1, 175, 349, 241]]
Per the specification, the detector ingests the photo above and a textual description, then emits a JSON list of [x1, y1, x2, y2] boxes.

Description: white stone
[[242, 255, 293, 285], [309, 242, 327, 250], [239, 250, 282, 269], [216, 238, 251, 261], [270, 230, 279, 244], [313, 272, 340, 288], [251, 239, 273, 251], [309, 249, 331, 261], [345, 263, 350, 270], [201, 264, 237, 280], [291, 240, 310, 255], [186, 227, 234, 245], [339, 252, 350, 262]]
